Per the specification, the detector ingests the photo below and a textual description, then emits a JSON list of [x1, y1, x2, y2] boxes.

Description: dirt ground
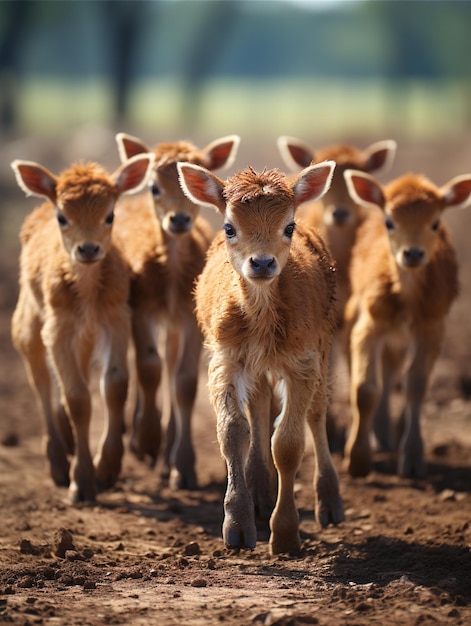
[[0, 131, 471, 626]]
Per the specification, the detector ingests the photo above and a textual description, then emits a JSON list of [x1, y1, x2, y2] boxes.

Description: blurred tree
[[0, 1, 34, 132], [178, 0, 240, 130], [104, 0, 151, 125]]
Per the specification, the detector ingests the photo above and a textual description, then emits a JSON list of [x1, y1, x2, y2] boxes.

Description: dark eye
[[284, 222, 295, 238], [224, 223, 236, 238], [105, 211, 114, 226], [384, 217, 395, 231], [151, 183, 160, 198], [56, 212, 68, 227], [431, 218, 440, 232]]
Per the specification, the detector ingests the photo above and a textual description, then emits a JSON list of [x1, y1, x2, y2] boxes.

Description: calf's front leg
[[95, 318, 129, 491], [210, 359, 256, 549], [399, 324, 443, 478]]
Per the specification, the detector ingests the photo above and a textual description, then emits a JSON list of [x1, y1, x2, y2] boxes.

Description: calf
[[178, 161, 344, 554], [113, 134, 240, 489], [277, 136, 396, 320], [343, 169, 471, 478], [11, 154, 154, 502]]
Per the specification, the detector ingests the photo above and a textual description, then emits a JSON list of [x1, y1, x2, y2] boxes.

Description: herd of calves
[[10, 133, 471, 554]]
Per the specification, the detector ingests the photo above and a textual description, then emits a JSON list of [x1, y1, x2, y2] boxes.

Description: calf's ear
[[363, 139, 397, 174], [344, 169, 385, 211], [203, 135, 240, 172], [11, 160, 57, 203], [441, 174, 471, 210], [177, 163, 226, 213], [292, 160, 335, 207], [113, 153, 155, 196], [115, 132, 151, 163], [277, 136, 314, 171]]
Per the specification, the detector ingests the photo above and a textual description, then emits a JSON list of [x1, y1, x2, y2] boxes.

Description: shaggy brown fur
[[11, 155, 153, 503], [178, 162, 344, 555]]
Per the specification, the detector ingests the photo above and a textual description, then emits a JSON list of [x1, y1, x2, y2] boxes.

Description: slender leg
[[270, 376, 312, 555], [95, 313, 130, 491], [11, 300, 70, 487], [306, 372, 344, 528], [130, 310, 162, 466], [246, 374, 277, 523], [373, 340, 407, 451], [398, 323, 444, 478], [344, 313, 381, 477], [210, 355, 256, 549], [166, 321, 202, 490]]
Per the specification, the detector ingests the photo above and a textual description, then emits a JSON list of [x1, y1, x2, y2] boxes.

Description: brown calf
[[277, 136, 396, 320], [343, 169, 471, 478], [11, 155, 154, 502], [113, 134, 240, 489], [178, 161, 344, 554]]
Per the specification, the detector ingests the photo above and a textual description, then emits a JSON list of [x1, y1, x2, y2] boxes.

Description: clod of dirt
[[183, 541, 201, 556], [1, 432, 19, 447], [19, 539, 41, 555], [53, 528, 75, 558]]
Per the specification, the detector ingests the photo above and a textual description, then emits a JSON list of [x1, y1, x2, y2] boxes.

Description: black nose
[[169, 213, 191, 234], [250, 256, 275, 272], [170, 213, 191, 226], [403, 247, 425, 267], [77, 243, 100, 262], [332, 206, 350, 225]]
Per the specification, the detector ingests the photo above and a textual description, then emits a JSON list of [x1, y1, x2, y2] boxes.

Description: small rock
[[184, 541, 201, 556], [191, 577, 207, 588], [83, 580, 96, 590], [54, 528, 75, 558], [1, 433, 19, 447], [19, 539, 41, 556]]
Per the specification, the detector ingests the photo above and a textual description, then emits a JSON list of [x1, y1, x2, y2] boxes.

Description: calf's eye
[[431, 219, 440, 232], [151, 183, 161, 198], [224, 223, 236, 238], [284, 223, 295, 238], [105, 211, 114, 226], [56, 212, 68, 227], [384, 217, 395, 231]]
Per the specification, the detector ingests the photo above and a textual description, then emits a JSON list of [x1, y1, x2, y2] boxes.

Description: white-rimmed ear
[[292, 160, 335, 207], [440, 174, 471, 210], [11, 160, 57, 203], [115, 132, 151, 163], [112, 153, 155, 196], [344, 169, 385, 211], [362, 139, 397, 175], [203, 135, 241, 171], [177, 162, 226, 213], [277, 135, 314, 171]]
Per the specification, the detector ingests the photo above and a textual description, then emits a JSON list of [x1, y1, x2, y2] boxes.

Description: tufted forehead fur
[[224, 167, 294, 208], [385, 173, 441, 216], [56, 162, 119, 208], [315, 144, 365, 170], [153, 141, 208, 169]]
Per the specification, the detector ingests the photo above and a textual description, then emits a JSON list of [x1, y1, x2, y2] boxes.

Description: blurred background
[[2, 0, 471, 154], [1, 0, 471, 412]]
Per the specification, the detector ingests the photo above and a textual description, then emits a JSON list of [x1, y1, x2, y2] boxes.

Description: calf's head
[[345, 169, 471, 270], [116, 133, 240, 236], [12, 155, 153, 264], [177, 162, 335, 285], [278, 136, 396, 229]]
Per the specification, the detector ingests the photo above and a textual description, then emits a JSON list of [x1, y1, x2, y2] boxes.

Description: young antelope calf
[[178, 161, 344, 554], [11, 154, 153, 502], [278, 136, 396, 320], [113, 134, 240, 489], [343, 169, 471, 478]]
